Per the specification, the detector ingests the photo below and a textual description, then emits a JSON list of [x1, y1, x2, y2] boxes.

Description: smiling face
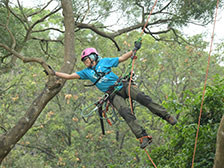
[[82, 57, 96, 68]]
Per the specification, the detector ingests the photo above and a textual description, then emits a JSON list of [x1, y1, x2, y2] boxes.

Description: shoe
[[139, 136, 152, 149], [165, 115, 177, 125]]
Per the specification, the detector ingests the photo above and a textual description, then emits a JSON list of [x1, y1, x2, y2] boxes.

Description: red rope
[[144, 149, 158, 168], [137, 137, 157, 167], [191, 0, 219, 167], [128, 1, 158, 168], [129, 0, 158, 114], [140, 0, 158, 37]]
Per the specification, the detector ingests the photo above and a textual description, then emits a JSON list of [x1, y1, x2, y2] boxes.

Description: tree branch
[[80, 0, 90, 23], [27, 0, 55, 17], [17, 0, 29, 25], [30, 7, 62, 31], [0, 126, 7, 133], [0, 9, 16, 50], [32, 27, 64, 34], [5, 1, 28, 31], [0, 43, 54, 75], [0, 83, 16, 96], [24, 7, 62, 42], [76, 22, 121, 51], [17, 143, 56, 159], [148, 0, 173, 15], [31, 36, 64, 45]]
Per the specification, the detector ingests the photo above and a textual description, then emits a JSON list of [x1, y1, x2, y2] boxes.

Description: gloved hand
[[132, 40, 142, 52], [43, 65, 55, 75], [131, 40, 142, 59]]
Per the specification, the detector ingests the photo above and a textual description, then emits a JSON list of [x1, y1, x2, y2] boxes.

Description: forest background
[[0, 0, 224, 167]]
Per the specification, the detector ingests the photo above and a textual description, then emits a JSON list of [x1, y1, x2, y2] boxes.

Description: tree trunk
[[0, 0, 75, 163], [213, 115, 224, 168]]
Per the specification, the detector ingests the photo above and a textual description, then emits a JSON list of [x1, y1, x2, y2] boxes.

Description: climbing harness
[[81, 93, 111, 134], [84, 69, 111, 87], [81, 75, 132, 118], [80, 86, 122, 134], [81, 74, 138, 135], [191, 0, 219, 167]]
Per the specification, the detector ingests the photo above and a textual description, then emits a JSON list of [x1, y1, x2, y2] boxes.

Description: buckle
[[103, 93, 109, 101]]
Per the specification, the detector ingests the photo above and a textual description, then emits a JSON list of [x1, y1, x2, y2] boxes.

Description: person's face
[[82, 57, 92, 67]]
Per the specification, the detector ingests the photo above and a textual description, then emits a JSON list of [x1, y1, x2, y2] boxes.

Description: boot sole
[[140, 139, 152, 149]]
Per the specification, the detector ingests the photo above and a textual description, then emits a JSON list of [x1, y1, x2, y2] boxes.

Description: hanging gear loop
[[81, 91, 119, 133], [81, 93, 110, 117]]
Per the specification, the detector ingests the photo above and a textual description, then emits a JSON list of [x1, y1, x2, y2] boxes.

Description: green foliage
[[174, 0, 219, 26], [188, 76, 224, 125], [150, 75, 224, 168]]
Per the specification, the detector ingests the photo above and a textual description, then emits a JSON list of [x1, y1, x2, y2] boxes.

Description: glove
[[132, 40, 142, 52], [43, 65, 55, 75], [131, 40, 142, 59]]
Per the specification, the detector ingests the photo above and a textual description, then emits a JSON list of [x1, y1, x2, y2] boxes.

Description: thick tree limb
[[75, 22, 121, 51], [0, 43, 50, 70], [0, 0, 75, 163]]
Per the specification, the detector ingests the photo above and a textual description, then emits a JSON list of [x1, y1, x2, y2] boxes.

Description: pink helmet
[[81, 48, 98, 61]]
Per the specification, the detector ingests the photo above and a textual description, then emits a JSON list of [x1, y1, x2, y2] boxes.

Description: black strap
[[98, 105, 105, 135], [84, 59, 113, 87], [84, 77, 102, 87], [84, 70, 111, 87]]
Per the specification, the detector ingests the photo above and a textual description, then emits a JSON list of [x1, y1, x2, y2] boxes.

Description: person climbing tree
[[45, 41, 177, 149]]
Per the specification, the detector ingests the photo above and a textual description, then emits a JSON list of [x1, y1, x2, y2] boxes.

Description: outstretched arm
[[118, 50, 133, 63], [118, 40, 142, 63], [44, 65, 80, 79], [55, 72, 80, 80]]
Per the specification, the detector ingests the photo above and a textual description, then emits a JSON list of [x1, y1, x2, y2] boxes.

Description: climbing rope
[[191, 0, 219, 167], [144, 149, 158, 168], [128, 0, 158, 114], [127, 0, 158, 167]]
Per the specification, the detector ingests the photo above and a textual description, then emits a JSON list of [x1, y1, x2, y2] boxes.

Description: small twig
[[80, 0, 90, 23], [27, 0, 54, 17], [5, 1, 28, 31], [1, 53, 13, 63], [31, 36, 64, 45], [23, 6, 62, 42], [17, 0, 29, 25], [32, 27, 64, 34], [0, 126, 7, 133]]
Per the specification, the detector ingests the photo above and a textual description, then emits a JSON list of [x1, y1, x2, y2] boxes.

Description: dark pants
[[109, 82, 170, 138]]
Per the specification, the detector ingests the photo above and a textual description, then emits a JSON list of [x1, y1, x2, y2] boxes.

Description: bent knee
[[118, 107, 136, 122]]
